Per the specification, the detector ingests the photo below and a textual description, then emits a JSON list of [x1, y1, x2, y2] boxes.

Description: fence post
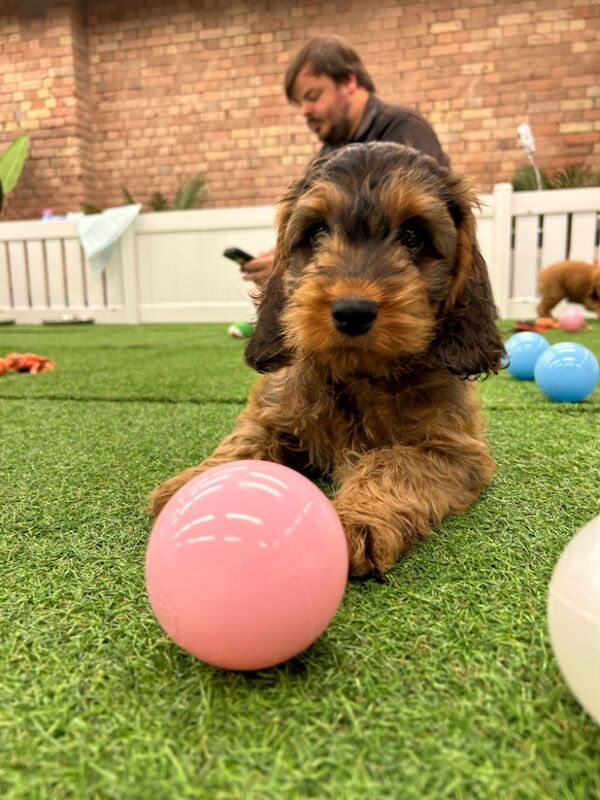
[[489, 182, 513, 319], [119, 223, 140, 323]]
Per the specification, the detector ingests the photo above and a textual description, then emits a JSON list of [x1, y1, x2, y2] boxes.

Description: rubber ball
[[504, 331, 549, 380], [559, 307, 585, 333], [534, 342, 599, 402], [146, 460, 349, 670], [548, 514, 600, 724]]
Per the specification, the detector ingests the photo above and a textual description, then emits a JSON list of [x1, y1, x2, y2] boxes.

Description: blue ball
[[534, 342, 599, 403], [504, 332, 549, 380]]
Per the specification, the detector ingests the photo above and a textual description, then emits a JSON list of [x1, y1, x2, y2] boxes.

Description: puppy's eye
[[396, 221, 425, 255], [302, 220, 329, 248]]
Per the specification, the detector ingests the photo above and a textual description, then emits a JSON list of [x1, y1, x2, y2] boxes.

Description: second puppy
[[537, 260, 600, 319]]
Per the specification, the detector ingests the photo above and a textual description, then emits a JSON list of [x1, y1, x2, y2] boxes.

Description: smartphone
[[223, 247, 254, 265]]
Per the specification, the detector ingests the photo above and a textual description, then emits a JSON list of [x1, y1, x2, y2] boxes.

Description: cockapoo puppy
[[150, 143, 505, 576], [537, 259, 600, 319]]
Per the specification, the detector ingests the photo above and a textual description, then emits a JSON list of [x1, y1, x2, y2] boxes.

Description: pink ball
[[146, 460, 349, 670], [559, 307, 585, 332]]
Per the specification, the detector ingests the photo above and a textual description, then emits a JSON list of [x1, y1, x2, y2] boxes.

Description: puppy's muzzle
[[331, 297, 378, 337]]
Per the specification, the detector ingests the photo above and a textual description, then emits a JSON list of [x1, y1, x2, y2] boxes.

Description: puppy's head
[[246, 142, 504, 379]]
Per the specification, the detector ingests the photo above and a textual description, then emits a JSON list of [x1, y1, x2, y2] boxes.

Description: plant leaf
[[0, 135, 30, 194], [173, 175, 206, 209], [121, 185, 136, 205], [551, 163, 599, 189], [511, 164, 552, 191], [149, 191, 169, 211]]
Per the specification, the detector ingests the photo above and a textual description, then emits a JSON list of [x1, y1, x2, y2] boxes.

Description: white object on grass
[[548, 514, 600, 724]]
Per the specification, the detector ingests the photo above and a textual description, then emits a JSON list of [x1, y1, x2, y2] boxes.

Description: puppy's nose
[[331, 298, 378, 336]]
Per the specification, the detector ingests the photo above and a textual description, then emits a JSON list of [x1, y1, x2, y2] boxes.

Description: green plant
[[82, 203, 103, 215], [173, 175, 206, 210], [511, 164, 552, 191], [121, 174, 207, 212], [121, 185, 136, 206], [551, 162, 600, 189], [512, 162, 599, 191], [0, 134, 30, 213], [147, 191, 169, 212]]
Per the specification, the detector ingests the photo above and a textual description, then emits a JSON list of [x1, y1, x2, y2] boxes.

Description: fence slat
[[0, 243, 11, 310], [9, 243, 29, 308], [87, 267, 106, 309], [27, 241, 47, 308], [46, 240, 66, 308], [486, 183, 513, 318], [569, 212, 598, 263], [64, 240, 87, 308], [513, 215, 539, 298], [541, 214, 568, 267], [475, 216, 493, 271]]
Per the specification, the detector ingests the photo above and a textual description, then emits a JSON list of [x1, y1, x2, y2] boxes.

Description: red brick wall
[[0, 0, 93, 215], [1, 0, 598, 220]]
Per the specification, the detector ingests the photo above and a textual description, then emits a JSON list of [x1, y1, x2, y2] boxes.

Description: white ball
[[548, 514, 600, 724]]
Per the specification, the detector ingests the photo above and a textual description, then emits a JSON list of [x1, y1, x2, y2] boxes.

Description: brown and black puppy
[[151, 143, 505, 576], [537, 260, 600, 319]]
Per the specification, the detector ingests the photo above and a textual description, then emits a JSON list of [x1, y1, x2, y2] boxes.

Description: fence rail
[[0, 186, 598, 324]]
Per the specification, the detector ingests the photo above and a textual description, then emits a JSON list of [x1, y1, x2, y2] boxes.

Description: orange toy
[[535, 317, 561, 331], [1, 352, 56, 374], [513, 317, 560, 333]]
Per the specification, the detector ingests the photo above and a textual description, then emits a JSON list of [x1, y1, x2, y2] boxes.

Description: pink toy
[[146, 460, 349, 670], [559, 307, 585, 332]]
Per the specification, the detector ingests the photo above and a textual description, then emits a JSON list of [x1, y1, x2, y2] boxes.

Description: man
[[237, 35, 448, 286]]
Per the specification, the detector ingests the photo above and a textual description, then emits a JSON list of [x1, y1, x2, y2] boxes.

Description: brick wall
[[0, 0, 93, 215], [0, 0, 598, 220]]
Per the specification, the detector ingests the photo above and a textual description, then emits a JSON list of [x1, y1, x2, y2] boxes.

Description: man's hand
[[240, 248, 275, 285]]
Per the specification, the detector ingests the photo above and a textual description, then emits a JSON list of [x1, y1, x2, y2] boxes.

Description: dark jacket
[[319, 94, 449, 168]]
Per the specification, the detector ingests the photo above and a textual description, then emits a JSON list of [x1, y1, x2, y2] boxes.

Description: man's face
[[291, 65, 356, 145]]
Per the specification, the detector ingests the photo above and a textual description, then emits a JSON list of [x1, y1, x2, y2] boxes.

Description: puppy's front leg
[[333, 442, 494, 576], [149, 411, 283, 518], [583, 296, 600, 315]]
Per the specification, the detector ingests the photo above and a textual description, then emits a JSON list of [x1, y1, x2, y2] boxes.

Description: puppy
[[537, 260, 600, 318], [150, 143, 505, 576]]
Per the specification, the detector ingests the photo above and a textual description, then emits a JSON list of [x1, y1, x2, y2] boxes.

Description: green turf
[[1, 322, 599, 800]]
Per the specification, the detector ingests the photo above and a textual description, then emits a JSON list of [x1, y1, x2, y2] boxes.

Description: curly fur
[[150, 143, 505, 576], [537, 259, 600, 318]]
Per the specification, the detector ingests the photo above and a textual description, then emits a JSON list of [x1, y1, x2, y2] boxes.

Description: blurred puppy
[[150, 143, 505, 576], [537, 260, 600, 318]]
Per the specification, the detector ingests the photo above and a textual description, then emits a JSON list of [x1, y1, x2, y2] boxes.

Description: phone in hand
[[223, 247, 254, 265]]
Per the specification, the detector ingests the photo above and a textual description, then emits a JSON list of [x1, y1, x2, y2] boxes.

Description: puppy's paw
[[334, 503, 407, 577]]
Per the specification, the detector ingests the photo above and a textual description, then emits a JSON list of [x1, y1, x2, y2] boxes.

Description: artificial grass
[[0, 322, 599, 800]]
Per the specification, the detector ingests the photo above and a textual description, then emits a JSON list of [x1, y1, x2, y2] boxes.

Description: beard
[[310, 99, 353, 146], [321, 113, 353, 145]]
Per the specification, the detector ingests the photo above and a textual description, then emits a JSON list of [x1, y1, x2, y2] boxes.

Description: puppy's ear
[[244, 263, 292, 372], [435, 201, 505, 379], [244, 191, 299, 373], [244, 164, 325, 373]]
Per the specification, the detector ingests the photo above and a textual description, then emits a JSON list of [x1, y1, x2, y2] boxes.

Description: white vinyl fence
[[476, 184, 599, 319], [0, 185, 598, 324]]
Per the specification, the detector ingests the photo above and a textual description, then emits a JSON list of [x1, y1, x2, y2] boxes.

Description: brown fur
[[537, 259, 600, 318], [150, 143, 505, 576]]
